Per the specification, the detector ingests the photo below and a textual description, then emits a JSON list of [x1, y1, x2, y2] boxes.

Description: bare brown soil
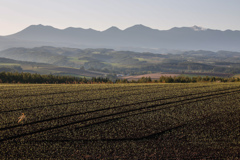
[[122, 73, 180, 80]]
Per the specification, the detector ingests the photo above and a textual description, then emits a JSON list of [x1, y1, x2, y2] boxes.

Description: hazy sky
[[0, 0, 240, 35]]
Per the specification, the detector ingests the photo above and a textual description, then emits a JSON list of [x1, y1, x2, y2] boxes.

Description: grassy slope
[[0, 59, 105, 77]]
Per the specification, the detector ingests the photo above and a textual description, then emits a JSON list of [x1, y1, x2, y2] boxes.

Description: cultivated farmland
[[0, 83, 240, 159]]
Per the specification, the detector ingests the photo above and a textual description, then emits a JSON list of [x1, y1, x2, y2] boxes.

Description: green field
[[0, 63, 21, 66], [0, 83, 240, 159]]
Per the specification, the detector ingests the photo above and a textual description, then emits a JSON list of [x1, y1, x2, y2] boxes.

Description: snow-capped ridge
[[191, 25, 207, 31]]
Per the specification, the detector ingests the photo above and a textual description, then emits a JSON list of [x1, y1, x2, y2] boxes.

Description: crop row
[[0, 83, 232, 98], [30, 91, 240, 142], [1, 83, 240, 159], [1, 83, 239, 129], [1, 84, 240, 142], [0, 83, 237, 113]]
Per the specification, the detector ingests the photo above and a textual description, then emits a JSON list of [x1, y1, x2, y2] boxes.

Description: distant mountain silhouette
[[2, 24, 240, 52]]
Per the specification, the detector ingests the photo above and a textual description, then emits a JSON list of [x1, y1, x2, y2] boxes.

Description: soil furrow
[[0, 89, 239, 142]]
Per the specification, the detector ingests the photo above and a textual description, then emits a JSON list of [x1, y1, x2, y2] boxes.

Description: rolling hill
[[0, 56, 105, 77], [1, 46, 240, 77]]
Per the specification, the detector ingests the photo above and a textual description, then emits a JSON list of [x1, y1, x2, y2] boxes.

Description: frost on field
[[18, 113, 26, 123]]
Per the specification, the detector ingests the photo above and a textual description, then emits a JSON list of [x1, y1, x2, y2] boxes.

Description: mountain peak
[[34, 24, 44, 27], [103, 26, 121, 32], [28, 24, 55, 29], [22, 24, 59, 33], [64, 27, 81, 30], [124, 24, 155, 32], [191, 25, 207, 31], [169, 26, 207, 32], [133, 24, 148, 27]]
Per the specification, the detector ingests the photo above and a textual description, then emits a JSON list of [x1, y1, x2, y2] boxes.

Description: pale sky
[[0, 0, 240, 35]]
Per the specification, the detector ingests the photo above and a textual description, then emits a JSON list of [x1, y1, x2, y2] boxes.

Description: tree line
[[0, 72, 240, 84], [0, 72, 111, 84], [116, 76, 240, 83]]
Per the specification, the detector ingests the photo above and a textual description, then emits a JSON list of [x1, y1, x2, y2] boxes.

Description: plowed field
[[1, 83, 240, 159]]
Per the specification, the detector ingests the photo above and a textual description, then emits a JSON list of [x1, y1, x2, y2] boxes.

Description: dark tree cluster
[[116, 76, 240, 83], [0, 72, 111, 84]]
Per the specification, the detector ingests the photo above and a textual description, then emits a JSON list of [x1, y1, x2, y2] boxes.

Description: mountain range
[[1, 24, 240, 52]]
